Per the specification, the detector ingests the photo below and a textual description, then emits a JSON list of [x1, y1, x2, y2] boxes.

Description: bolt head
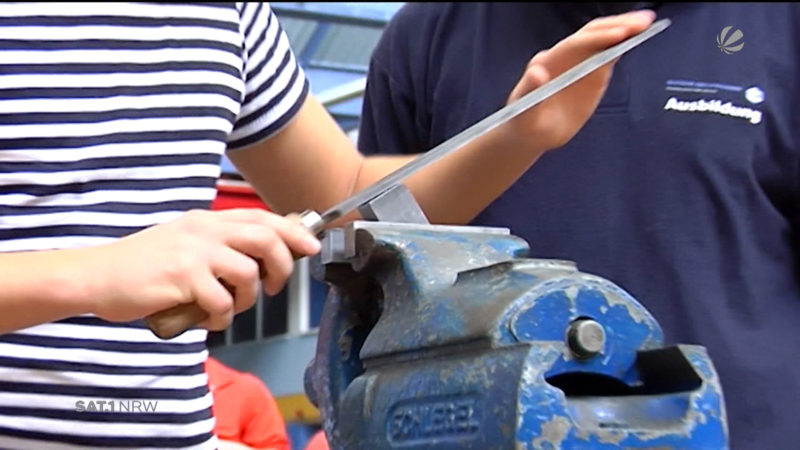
[[567, 319, 606, 359]]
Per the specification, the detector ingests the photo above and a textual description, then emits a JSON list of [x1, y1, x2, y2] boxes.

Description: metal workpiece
[[295, 209, 326, 234], [356, 183, 429, 225], [305, 222, 728, 449]]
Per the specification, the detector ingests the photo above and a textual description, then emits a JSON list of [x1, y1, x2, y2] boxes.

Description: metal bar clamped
[[304, 188, 728, 450]]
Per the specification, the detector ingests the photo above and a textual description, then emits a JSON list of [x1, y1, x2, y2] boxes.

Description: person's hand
[[504, 10, 656, 152], [81, 208, 321, 331]]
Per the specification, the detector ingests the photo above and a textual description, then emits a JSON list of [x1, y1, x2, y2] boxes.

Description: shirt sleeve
[[228, 2, 310, 150], [357, 5, 430, 157]]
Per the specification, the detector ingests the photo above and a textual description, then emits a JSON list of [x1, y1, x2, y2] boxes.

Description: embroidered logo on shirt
[[744, 86, 765, 104], [663, 97, 761, 124], [663, 79, 763, 125]]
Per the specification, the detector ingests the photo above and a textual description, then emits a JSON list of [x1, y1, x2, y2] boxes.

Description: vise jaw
[[304, 221, 728, 449]]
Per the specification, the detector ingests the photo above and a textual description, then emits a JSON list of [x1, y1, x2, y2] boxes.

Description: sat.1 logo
[[717, 26, 744, 54]]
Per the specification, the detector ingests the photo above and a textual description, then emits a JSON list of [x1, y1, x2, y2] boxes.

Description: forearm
[[1, 208, 322, 335], [356, 127, 542, 225], [233, 95, 543, 226], [0, 248, 99, 333]]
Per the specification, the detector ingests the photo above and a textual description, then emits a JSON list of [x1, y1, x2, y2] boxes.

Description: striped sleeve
[[228, 2, 310, 149]]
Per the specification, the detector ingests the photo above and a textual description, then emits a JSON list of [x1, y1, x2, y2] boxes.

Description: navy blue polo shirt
[[358, 3, 800, 448]]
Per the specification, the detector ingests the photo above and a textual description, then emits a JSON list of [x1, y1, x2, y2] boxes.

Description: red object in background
[[212, 179, 271, 211], [304, 430, 329, 450], [206, 356, 291, 450]]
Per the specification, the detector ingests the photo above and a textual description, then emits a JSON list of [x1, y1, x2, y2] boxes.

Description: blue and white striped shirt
[[0, 2, 308, 448]]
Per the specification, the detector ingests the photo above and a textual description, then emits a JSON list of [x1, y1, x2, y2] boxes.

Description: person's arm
[[0, 248, 98, 332], [228, 11, 656, 225], [0, 208, 319, 334]]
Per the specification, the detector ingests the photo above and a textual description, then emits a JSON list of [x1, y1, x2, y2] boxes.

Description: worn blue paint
[[305, 222, 728, 449]]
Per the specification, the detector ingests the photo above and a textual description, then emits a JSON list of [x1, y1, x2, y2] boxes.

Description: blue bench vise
[[304, 187, 728, 449]]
